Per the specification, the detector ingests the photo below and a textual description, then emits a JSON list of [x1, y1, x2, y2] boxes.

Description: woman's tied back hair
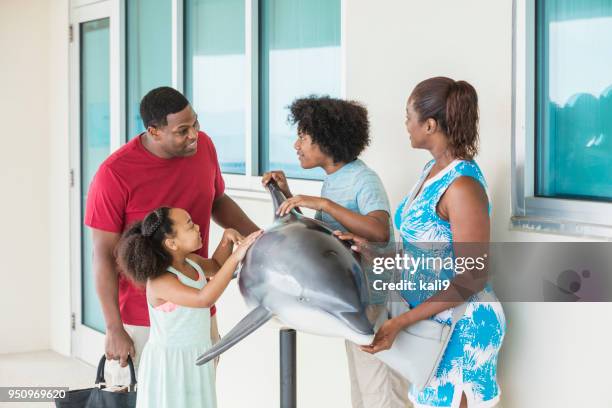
[[409, 77, 479, 160]]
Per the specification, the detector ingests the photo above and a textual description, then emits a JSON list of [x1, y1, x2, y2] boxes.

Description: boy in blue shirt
[[262, 96, 410, 408]]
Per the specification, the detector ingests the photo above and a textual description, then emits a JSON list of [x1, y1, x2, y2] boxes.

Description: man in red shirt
[[85, 87, 258, 384]]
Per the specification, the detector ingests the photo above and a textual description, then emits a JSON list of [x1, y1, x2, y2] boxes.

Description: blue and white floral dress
[[394, 159, 506, 408]]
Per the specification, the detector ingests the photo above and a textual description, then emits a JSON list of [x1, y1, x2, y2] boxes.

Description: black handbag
[[55, 355, 137, 408]]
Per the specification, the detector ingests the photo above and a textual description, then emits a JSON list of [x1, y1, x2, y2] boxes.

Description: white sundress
[[136, 258, 216, 408]]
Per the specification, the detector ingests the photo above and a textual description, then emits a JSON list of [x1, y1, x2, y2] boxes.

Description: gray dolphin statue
[[196, 181, 375, 366], [196, 181, 459, 391]]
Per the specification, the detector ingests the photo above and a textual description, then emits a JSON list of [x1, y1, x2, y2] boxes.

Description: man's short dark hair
[[288, 95, 370, 164], [140, 87, 190, 129]]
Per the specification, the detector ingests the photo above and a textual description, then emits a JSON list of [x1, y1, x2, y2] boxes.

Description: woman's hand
[[360, 318, 402, 354], [332, 230, 368, 252], [333, 230, 376, 261], [221, 228, 244, 247], [232, 230, 263, 261], [262, 171, 292, 197], [276, 195, 328, 216]]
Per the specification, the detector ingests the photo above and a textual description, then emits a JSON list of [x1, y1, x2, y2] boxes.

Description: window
[[185, 0, 247, 174], [184, 0, 342, 181], [512, 0, 612, 237], [535, 0, 612, 201], [80, 17, 110, 333], [259, 0, 341, 180], [126, 0, 173, 139]]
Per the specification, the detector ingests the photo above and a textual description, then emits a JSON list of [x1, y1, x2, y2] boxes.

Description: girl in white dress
[[117, 206, 261, 408]]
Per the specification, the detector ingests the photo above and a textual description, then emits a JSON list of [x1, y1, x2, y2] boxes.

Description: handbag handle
[[392, 290, 468, 330], [450, 302, 468, 327], [95, 355, 137, 391]]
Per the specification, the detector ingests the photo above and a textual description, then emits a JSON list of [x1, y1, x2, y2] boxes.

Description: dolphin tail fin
[[195, 305, 273, 366]]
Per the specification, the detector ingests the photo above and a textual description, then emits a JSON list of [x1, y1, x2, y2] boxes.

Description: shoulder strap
[[167, 258, 205, 279], [450, 302, 468, 328], [166, 265, 180, 276], [185, 257, 205, 279]]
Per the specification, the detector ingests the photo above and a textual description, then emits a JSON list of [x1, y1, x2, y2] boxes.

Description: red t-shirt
[[85, 131, 224, 326]]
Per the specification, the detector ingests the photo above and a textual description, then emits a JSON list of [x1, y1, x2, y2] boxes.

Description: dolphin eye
[[324, 250, 338, 257]]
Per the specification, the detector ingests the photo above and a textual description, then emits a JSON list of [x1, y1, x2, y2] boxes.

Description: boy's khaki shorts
[[346, 305, 413, 408]]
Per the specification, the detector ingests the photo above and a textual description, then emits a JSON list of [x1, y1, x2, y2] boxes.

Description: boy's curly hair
[[288, 96, 370, 164]]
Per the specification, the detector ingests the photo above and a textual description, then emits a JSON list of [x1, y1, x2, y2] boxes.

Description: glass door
[[80, 16, 110, 335], [70, 0, 122, 366]]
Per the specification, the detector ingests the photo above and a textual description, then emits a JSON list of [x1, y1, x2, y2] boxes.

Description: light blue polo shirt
[[315, 159, 394, 305], [316, 159, 393, 240]]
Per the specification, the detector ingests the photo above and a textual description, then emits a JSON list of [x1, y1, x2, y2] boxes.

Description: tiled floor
[[0, 351, 505, 408], [0, 350, 96, 407]]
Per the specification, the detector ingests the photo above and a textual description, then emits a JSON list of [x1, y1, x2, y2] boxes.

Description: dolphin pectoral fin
[[195, 305, 273, 366]]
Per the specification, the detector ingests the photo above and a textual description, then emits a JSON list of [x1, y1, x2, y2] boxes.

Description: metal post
[[280, 328, 296, 408]]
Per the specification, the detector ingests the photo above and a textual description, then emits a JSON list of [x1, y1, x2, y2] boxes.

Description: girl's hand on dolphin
[[222, 228, 244, 247], [276, 195, 328, 216], [232, 230, 263, 261], [262, 171, 292, 197], [359, 318, 402, 354]]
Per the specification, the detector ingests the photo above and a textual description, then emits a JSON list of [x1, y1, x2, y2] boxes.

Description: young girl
[[116, 206, 261, 408]]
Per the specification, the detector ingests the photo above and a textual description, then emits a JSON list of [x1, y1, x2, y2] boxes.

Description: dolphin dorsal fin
[[266, 180, 289, 220], [195, 305, 273, 366]]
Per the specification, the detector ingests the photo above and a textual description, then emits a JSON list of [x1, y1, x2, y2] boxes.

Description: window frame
[[178, 0, 346, 199], [512, 0, 612, 238]]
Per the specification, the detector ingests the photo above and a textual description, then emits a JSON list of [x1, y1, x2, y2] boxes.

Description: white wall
[[0, 0, 52, 353], [47, 0, 71, 356]]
